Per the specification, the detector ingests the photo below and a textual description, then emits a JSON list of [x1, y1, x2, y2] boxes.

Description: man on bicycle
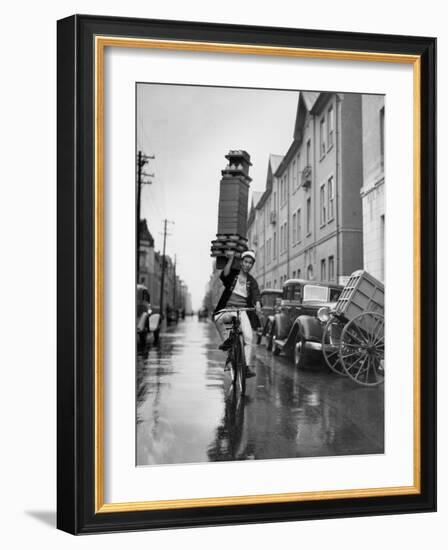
[[213, 250, 262, 378]]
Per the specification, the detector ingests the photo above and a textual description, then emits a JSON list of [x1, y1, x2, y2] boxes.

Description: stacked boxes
[[210, 150, 252, 269]]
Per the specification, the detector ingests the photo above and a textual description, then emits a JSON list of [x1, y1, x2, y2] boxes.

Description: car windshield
[[262, 294, 278, 307], [303, 285, 328, 302]]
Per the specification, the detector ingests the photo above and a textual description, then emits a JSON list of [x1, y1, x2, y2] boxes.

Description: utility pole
[[158, 219, 174, 320], [136, 150, 154, 281], [173, 254, 177, 309]]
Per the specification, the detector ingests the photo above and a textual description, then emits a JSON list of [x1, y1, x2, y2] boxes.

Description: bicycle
[[214, 307, 255, 396]]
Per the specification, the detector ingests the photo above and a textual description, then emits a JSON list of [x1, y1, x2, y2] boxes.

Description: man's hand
[[255, 301, 262, 314], [223, 249, 235, 276]]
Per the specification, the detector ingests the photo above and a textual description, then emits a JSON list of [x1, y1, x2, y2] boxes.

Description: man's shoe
[[219, 338, 232, 351], [245, 366, 256, 378]]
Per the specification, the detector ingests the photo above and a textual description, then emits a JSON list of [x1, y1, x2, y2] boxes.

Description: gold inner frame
[[94, 36, 421, 514]]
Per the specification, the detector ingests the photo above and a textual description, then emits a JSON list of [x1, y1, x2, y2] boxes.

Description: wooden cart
[[322, 270, 384, 386]]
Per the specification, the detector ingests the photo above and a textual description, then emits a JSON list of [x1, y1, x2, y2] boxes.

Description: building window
[[329, 256, 335, 281], [280, 225, 283, 253], [273, 231, 277, 258], [320, 116, 326, 157], [306, 198, 311, 234], [274, 278, 277, 288], [307, 264, 314, 280], [327, 105, 334, 148], [292, 270, 296, 279], [321, 259, 326, 281], [327, 176, 334, 220], [297, 269, 301, 279], [306, 139, 311, 166], [320, 183, 326, 225], [292, 212, 297, 243], [297, 154, 301, 189], [380, 106, 385, 169], [297, 208, 302, 242]]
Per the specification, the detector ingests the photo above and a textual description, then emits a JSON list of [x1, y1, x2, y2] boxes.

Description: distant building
[[138, 219, 155, 289], [247, 155, 283, 289], [361, 96, 385, 282], [248, 91, 364, 289], [138, 218, 190, 313]]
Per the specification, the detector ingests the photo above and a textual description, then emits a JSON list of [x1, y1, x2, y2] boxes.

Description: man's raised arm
[[221, 250, 235, 279]]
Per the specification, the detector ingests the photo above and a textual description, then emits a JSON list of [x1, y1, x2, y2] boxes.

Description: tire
[[229, 340, 237, 386], [256, 331, 262, 345], [236, 334, 247, 396], [272, 328, 280, 356], [138, 329, 148, 349], [266, 323, 274, 351], [153, 328, 160, 345], [322, 318, 346, 376], [293, 337, 308, 369], [340, 312, 385, 386]]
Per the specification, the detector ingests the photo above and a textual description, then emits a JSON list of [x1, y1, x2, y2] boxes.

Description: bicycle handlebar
[[214, 307, 256, 315]]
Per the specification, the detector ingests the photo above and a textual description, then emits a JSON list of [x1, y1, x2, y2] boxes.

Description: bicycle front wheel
[[236, 334, 246, 396]]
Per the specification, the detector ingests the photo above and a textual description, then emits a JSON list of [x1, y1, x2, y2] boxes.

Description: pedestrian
[[213, 250, 262, 377]]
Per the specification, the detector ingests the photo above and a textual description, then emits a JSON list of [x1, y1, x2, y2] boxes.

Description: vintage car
[[256, 288, 283, 344], [136, 284, 162, 347], [270, 280, 343, 368], [197, 306, 209, 320], [265, 279, 309, 350]]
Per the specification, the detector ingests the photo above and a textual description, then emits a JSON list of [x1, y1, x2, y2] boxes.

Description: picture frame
[[57, 14, 436, 534]]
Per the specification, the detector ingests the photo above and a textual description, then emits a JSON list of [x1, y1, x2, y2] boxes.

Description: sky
[[137, 83, 299, 310]]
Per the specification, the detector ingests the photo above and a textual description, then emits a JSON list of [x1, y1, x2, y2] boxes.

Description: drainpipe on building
[[335, 95, 341, 284], [286, 170, 290, 279], [263, 209, 266, 289], [313, 116, 317, 279]]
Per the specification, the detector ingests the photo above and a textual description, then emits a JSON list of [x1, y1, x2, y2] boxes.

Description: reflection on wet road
[[136, 317, 384, 466]]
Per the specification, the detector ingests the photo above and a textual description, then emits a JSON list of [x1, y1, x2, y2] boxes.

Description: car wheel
[[265, 322, 273, 350], [294, 337, 308, 369], [139, 329, 148, 348], [272, 328, 280, 356]]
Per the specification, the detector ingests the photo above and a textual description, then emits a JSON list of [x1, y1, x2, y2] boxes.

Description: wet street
[[136, 316, 384, 466]]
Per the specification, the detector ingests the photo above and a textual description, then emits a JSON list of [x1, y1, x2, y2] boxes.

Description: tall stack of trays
[[210, 150, 252, 269]]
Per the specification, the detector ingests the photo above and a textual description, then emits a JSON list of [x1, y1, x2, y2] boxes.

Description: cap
[[241, 250, 256, 262]]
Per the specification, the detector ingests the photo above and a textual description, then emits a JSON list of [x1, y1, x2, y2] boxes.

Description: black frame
[[57, 14, 436, 535]]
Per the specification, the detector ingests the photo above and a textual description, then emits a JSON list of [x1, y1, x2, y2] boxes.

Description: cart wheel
[[322, 317, 346, 376], [340, 312, 384, 386]]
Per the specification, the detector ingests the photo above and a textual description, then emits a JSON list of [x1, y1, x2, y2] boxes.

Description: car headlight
[[317, 306, 331, 323]]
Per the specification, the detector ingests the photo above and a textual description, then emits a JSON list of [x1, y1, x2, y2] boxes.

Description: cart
[[321, 270, 384, 386]]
